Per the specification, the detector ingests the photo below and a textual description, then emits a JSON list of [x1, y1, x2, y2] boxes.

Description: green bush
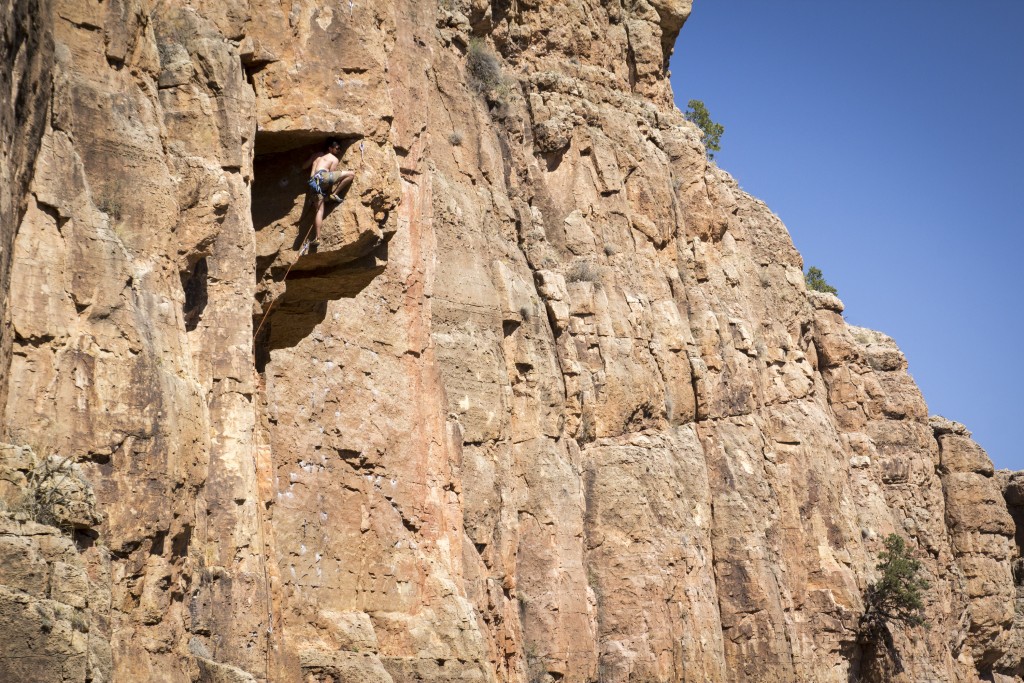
[[684, 99, 724, 160], [804, 266, 838, 295], [863, 534, 930, 632]]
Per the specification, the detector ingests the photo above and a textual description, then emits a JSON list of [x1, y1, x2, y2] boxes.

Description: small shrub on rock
[[96, 195, 123, 221], [23, 456, 76, 528], [856, 534, 929, 676], [566, 261, 599, 283], [15, 454, 101, 532], [467, 39, 503, 95]]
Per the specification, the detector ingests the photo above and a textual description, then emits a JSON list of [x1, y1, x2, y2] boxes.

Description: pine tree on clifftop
[[684, 99, 725, 160]]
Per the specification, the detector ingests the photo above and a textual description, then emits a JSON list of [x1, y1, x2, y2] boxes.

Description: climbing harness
[[307, 169, 332, 197]]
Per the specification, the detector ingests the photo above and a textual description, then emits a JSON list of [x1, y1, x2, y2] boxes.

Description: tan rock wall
[[2, 1, 1023, 683], [3, 1, 263, 679], [0, 0, 53, 421], [0, 445, 110, 683]]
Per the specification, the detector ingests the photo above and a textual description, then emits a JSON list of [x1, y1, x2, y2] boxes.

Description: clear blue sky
[[669, 2, 1024, 469]]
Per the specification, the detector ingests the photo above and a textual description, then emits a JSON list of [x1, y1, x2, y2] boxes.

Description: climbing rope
[[253, 218, 318, 341]]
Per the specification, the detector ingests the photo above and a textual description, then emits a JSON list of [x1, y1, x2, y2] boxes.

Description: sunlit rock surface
[[2, 1, 1023, 682]]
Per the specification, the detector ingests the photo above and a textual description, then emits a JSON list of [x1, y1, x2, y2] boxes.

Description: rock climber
[[303, 137, 355, 250]]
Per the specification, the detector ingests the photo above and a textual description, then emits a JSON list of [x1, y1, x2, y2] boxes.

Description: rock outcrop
[[2, 1, 1022, 682]]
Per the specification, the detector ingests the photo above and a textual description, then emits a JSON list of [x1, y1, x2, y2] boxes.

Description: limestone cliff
[[2, 1, 1022, 682]]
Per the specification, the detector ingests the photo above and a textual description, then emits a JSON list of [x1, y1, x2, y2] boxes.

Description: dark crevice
[[150, 530, 168, 556], [110, 539, 143, 560], [181, 257, 208, 332], [624, 26, 637, 92], [73, 528, 98, 551], [399, 513, 420, 534], [171, 525, 192, 558], [543, 146, 566, 172], [254, 323, 272, 374], [13, 331, 55, 347], [489, 0, 515, 29]]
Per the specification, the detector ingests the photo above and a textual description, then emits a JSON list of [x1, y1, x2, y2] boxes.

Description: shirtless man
[[304, 138, 355, 248]]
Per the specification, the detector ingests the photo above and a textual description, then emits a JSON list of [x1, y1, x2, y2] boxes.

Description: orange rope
[[253, 220, 318, 341]]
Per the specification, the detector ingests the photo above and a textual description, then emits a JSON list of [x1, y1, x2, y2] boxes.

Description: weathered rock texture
[[2, 1, 1023, 682], [0, 0, 53, 415]]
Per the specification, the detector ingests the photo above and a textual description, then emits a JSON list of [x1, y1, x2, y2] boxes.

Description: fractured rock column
[[244, 1, 494, 680], [933, 417, 1016, 673], [0, 0, 53, 423], [3, 1, 265, 680]]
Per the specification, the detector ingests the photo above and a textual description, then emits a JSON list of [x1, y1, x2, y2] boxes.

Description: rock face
[[0, 0, 53, 416], [2, 1, 1023, 682]]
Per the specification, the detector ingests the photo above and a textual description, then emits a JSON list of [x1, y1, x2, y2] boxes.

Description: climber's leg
[[326, 170, 355, 202], [312, 194, 325, 244]]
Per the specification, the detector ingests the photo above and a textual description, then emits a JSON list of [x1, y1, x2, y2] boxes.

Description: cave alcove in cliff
[[251, 131, 389, 372]]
